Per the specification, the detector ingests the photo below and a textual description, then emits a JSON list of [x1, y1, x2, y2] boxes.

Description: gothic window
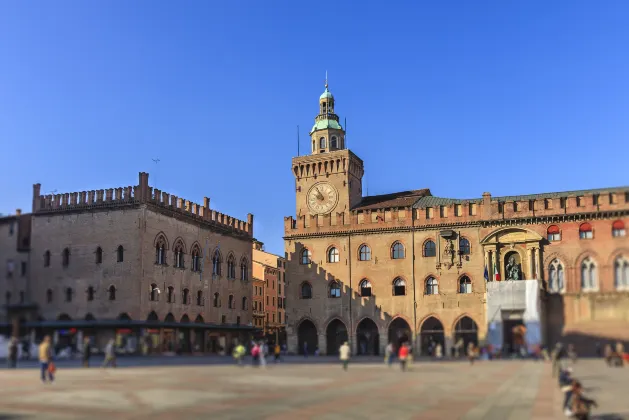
[[300, 248, 311, 265], [173, 240, 185, 269], [182, 288, 190, 305], [117, 245, 124, 262], [228, 294, 234, 309], [319, 137, 326, 149], [547, 225, 561, 242], [359, 279, 372, 297], [459, 238, 471, 255], [329, 281, 341, 298], [548, 259, 565, 293], [44, 250, 50, 267], [242, 296, 248, 310], [331, 136, 338, 148], [197, 290, 204, 306], [108, 285, 116, 301], [393, 277, 406, 296], [612, 220, 626, 237], [423, 240, 436, 257], [581, 257, 597, 291], [358, 244, 371, 261], [425, 277, 438, 295], [615, 255, 629, 290], [95, 247, 103, 264], [46, 288, 53, 303], [312, 140, 315, 152], [240, 258, 248, 281], [65, 287, 73, 302], [212, 250, 222, 276], [328, 247, 339, 263], [459, 276, 472, 294], [167, 286, 175, 303], [155, 235, 167, 265], [86, 286, 94, 301], [300, 282, 312, 299], [149, 284, 159, 301], [62, 248, 70, 267], [391, 242, 405, 259], [579, 223, 593, 239], [227, 254, 236, 278], [213, 292, 220, 308], [191, 245, 201, 272]]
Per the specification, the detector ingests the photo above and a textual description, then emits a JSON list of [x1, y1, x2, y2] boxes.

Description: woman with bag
[[38, 336, 54, 383]]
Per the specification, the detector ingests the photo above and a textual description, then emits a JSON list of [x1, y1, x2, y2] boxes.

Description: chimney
[[15, 209, 22, 216], [204, 197, 210, 209], [32, 183, 41, 212]]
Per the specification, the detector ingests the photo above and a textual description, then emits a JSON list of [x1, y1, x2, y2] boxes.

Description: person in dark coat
[[7, 337, 18, 368]]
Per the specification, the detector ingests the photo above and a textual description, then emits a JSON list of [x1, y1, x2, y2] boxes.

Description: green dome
[[320, 88, 334, 100]]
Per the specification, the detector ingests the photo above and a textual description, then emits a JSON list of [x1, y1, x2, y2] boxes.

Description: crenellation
[[70, 192, 77, 206], [105, 188, 113, 202], [132, 186, 139, 200], [96, 189, 104, 203], [115, 187, 122, 201], [161, 192, 169, 206], [61, 193, 68, 207], [125, 186, 133, 200], [177, 198, 184, 211]]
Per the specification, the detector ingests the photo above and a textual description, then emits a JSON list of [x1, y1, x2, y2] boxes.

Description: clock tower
[[292, 81, 364, 218]]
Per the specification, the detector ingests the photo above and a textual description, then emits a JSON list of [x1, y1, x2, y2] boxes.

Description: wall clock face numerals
[[307, 183, 338, 215]]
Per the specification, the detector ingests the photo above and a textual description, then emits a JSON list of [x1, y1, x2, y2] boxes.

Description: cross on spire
[[325, 70, 328, 89]]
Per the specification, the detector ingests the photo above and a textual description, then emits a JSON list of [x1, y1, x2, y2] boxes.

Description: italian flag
[[494, 263, 501, 282]]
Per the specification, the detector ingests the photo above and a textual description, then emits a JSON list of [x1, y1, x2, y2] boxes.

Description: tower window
[[331, 136, 338, 149], [319, 137, 326, 149]]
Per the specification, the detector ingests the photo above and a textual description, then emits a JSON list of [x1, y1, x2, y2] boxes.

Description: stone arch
[[325, 318, 348, 355], [195, 314, 204, 323], [153, 232, 169, 249], [574, 249, 601, 269], [608, 247, 629, 266], [297, 318, 318, 355], [452, 314, 479, 349], [85, 313, 96, 321], [419, 315, 445, 356], [387, 316, 412, 349], [117, 313, 132, 321], [180, 314, 190, 323], [164, 313, 175, 323], [147, 311, 159, 322], [480, 226, 543, 244], [503, 248, 526, 280], [57, 313, 71, 321], [543, 250, 572, 268], [356, 317, 380, 355], [172, 237, 187, 254]]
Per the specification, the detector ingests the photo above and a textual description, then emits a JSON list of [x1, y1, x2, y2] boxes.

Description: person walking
[[435, 342, 443, 360], [82, 336, 91, 368], [339, 341, 351, 371], [570, 381, 597, 420], [467, 342, 477, 365], [259, 341, 267, 368], [398, 343, 409, 371], [274, 343, 281, 363], [102, 339, 117, 368], [251, 342, 260, 366], [232, 342, 246, 366], [7, 337, 18, 368], [384, 342, 394, 367], [38, 336, 54, 383], [615, 341, 625, 367]]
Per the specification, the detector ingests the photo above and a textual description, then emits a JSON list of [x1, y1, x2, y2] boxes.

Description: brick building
[[252, 241, 286, 344], [1, 172, 255, 354], [284, 82, 629, 356]]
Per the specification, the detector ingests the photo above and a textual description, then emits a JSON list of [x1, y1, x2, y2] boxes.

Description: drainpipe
[[411, 214, 417, 352], [348, 233, 353, 354]]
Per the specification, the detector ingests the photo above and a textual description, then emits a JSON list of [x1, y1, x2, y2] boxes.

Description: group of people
[[232, 340, 283, 367], [558, 367, 597, 419], [602, 342, 626, 367]]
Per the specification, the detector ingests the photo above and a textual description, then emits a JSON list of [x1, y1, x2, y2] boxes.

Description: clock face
[[307, 182, 338, 215]]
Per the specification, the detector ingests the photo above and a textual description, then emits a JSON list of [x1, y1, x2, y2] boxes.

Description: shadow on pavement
[[592, 414, 629, 420]]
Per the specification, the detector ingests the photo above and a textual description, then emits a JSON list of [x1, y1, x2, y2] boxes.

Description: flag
[[484, 265, 489, 282], [494, 263, 501, 282]]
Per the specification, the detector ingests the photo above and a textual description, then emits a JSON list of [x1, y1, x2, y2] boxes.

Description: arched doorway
[[179, 314, 191, 353], [162, 313, 176, 352], [118, 313, 132, 321], [194, 315, 205, 352], [147, 311, 159, 322], [326, 319, 348, 355], [388, 318, 411, 351], [297, 319, 318, 355], [356, 318, 380, 355], [454, 316, 479, 352], [420, 316, 444, 356]]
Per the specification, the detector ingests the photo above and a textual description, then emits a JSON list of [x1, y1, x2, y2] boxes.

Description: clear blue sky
[[1, 1, 628, 255]]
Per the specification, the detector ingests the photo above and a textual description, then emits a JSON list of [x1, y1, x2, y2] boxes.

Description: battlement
[[33, 172, 254, 237]]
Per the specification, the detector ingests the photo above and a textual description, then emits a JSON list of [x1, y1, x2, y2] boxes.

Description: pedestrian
[[21, 339, 30, 360], [274, 343, 281, 363], [568, 343, 577, 364], [551, 342, 565, 377], [339, 341, 351, 371], [82, 336, 91, 368], [102, 339, 117, 368], [398, 343, 409, 371], [7, 337, 18, 368], [384, 342, 394, 367], [570, 381, 597, 420], [232, 342, 245, 366], [604, 344, 613, 367], [38, 335, 54, 383], [467, 342, 477, 365], [435, 342, 443, 360], [615, 341, 625, 367], [251, 342, 260, 366], [259, 341, 267, 368]]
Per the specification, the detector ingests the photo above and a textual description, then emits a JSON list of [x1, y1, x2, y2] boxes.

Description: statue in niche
[[443, 239, 456, 267], [506, 255, 522, 281]]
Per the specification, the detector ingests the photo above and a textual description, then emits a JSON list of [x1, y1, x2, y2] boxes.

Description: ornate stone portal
[[481, 227, 544, 282]]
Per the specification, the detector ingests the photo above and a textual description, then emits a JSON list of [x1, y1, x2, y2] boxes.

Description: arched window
[[329, 281, 341, 298], [328, 247, 339, 263], [108, 285, 116, 301], [228, 294, 234, 309], [330, 136, 338, 149], [167, 286, 175, 303], [87, 286, 94, 301], [191, 245, 201, 272], [423, 240, 436, 257], [425, 277, 438, 295], [612, 220, 626, 237], [547, 225, 561, 242], [312, 140, 315, 152], [182, 288, 190, 305], [62, 248, 70, 267], [459, 276, 472, 294], [319, 137, 326, 149], [149, 284, 159, 302], [197, 290, 204, 306], [391, 242, 405, 259], [227, 254, 236, 278], [117, 245, 124, 262], [46, 288, 53, 303], [301, 248, 311, 265], [155, 236, 166, 265], [579, 223, 593, 239], [359, 279, 372, 297], [581, 257, 597, 291], [173, 240, 185, 268], [240, 258, 248, 281], [212, 250, 222, 276], [242, 296, 248, 310], [358, 244, 371, 261], [459, 238, 471, 255], [301, 282, 313, 299], [65, 287, 73, 302], [615, 255, 629, 290], [548, 259, 564, 293], [213, 292, 220, 308], [95, 247, 103, 264], [44, 250, 50, 267], [393, 277, 406, 296]]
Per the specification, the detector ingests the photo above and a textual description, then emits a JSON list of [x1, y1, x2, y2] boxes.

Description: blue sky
[[1, 1, 628, 255]]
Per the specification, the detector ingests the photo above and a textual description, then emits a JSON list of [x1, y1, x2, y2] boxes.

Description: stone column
[[526, 248, 533, 280], [287, 327, 298, 355], [318, 332, 327, 355], [537, 247, 543, 281]]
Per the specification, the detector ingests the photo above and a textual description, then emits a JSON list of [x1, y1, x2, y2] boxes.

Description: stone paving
[[0, 359, 627, 419]]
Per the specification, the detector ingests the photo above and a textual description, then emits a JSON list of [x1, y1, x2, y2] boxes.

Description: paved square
[[1, 359, 627, 419]]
